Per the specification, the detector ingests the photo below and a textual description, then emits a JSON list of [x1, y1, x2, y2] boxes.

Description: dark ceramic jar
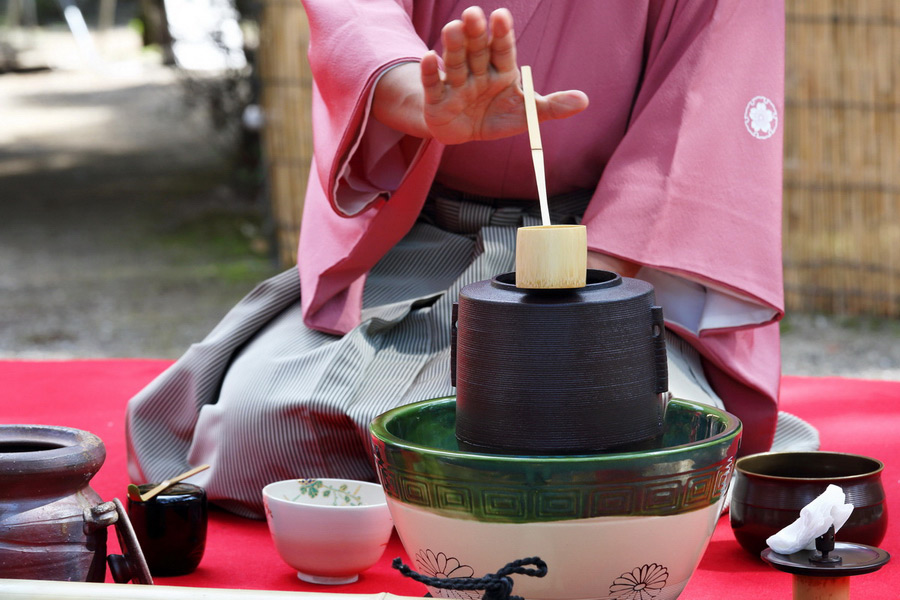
[[0, 425, 108, 581], [452, 270, 669, 454], [730, 451, 888, 557]]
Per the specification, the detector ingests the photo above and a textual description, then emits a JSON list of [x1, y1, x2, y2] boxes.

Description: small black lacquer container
[[126, 482, 207, 576]]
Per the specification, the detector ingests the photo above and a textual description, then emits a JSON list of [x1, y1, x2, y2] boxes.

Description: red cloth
[[1, 359, 897, 597]]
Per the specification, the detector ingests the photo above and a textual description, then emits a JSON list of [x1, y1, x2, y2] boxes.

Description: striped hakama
[[126, 192, 816, 519]]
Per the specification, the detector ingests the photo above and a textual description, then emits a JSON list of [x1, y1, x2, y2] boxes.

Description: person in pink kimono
[[127, 2, 815, 519]]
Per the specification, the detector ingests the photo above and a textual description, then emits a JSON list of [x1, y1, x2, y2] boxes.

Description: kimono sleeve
[[582, 0, 785, 333], [302, 0, 429, 216], [297, 0, 444, 334]]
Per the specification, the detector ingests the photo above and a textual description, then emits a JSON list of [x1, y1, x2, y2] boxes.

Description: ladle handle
[[520, 66, 550, 227], [140, 464, 209, 502]]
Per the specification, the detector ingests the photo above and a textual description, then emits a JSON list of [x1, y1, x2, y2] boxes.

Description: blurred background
[[1, 0, 898, 380]]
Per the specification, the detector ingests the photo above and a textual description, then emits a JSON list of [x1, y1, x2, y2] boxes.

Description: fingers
[[441, 19, 468, 87], [442, 7, 514, 87], [461, 6, 490, 78], [421, 51, 444, 106], [539, 90, 590, 121], [488, 8, 516, 74]]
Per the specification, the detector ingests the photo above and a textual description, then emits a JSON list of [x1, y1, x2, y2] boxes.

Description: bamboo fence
[[783, 0, 900, 317], [257, 0, 312, 267], [259, 1, 900, 316]]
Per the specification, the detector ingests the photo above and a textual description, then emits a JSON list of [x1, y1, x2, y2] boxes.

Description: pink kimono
[[299, 0, 785, 455]]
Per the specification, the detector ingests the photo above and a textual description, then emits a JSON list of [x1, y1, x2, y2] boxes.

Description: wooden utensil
[[515, 224, 587, 288], [127, 464, 210, 503], [515, 66, 587, 289], [520, 65, 550, 227]]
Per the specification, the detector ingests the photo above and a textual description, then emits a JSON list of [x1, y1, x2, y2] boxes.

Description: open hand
[[373, 7, 588, 145], [421, 7, 588, 145]]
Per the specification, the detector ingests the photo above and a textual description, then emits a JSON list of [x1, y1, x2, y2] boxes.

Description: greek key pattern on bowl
[[374, 458, 735, 523]]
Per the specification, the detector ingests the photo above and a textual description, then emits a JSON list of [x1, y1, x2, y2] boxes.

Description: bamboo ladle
[[127, 464, 210, 503], [517, 66, 587, 289]]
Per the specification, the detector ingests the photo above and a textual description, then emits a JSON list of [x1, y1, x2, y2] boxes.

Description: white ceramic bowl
[[370, 397, 742, 600], [262, 478, 394, 584]]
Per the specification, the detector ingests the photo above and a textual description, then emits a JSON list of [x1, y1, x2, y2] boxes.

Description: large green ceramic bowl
[[370, 397, 741, 600]]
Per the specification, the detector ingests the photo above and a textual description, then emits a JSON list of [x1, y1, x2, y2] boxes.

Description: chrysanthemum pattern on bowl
[[413, 549, 482, 600], [415, 549, 475, 579], [609, 563, 669, 600], [413, 546, 674, 600]]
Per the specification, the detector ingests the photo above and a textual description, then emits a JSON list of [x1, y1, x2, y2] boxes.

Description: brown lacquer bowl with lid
[[729, 451, 887, 557]]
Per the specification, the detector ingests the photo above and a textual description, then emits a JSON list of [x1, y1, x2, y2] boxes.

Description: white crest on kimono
[[744, 96, 778, 139]]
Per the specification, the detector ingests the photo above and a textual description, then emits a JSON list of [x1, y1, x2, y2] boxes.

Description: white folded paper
[[766, 484, 854, 554]]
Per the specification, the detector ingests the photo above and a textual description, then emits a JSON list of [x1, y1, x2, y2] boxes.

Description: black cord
[[392, 556, 548, 600]]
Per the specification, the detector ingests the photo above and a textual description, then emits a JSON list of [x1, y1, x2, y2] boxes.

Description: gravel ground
[[2, 28, 899, 382], [1, 29, 279, 359]]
